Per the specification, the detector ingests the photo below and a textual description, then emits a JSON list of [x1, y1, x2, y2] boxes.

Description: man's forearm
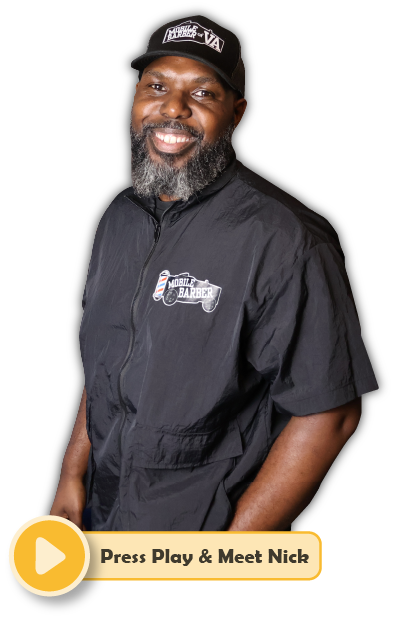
[[60, 387, 91, 480], [228, 398, 361, 531], [50, 387, 91, 528]]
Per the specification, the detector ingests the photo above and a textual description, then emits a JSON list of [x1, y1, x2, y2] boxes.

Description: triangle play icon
[[35, 537, 66, 575]]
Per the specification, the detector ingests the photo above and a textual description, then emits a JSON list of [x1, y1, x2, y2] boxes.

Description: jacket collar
[[125, 155, 238, 215]]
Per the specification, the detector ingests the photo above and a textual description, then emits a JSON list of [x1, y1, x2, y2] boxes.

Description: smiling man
[[51, 16, 378, 531], [129, 55, 245, 203]]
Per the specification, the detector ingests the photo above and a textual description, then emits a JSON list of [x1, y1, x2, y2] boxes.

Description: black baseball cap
[[131, 15, 245, 97]]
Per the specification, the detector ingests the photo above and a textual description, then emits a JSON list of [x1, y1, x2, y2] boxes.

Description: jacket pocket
[[130, 419, 243, 469]]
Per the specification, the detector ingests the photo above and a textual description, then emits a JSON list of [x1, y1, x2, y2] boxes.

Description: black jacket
[[80, 158, 377, 530]]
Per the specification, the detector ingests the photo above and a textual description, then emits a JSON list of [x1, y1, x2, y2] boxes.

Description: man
[[51, 16, 377, 531]]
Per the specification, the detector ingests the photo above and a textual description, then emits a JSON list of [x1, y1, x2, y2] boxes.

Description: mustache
[[134, 121, 204, 141]]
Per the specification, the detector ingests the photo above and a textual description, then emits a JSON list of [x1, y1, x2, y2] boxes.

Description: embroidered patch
[[162, 20, 225, 53], [153, 270, 222, 313]]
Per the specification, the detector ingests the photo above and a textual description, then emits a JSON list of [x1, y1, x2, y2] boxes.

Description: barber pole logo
[[153, 270, 222, 312], [162, 21, 225, 53], [153, 272, 169, 299]]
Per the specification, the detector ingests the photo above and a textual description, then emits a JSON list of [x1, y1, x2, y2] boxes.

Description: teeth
[[154, 132, 191, 144]]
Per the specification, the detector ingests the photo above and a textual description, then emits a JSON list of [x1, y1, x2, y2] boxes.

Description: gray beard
[[130, 121, 235, 200]]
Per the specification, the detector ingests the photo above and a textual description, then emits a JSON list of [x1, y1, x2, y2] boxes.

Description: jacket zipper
[[117, 202, 175, 492]]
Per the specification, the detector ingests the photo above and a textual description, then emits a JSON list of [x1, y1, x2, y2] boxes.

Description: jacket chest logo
[[153, 270, 222, 313]]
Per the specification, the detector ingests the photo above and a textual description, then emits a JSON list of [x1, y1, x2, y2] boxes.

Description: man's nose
[[160, 91, 192, 120]]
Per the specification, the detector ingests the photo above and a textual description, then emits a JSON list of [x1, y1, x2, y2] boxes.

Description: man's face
[[131, 56, 246, 170]]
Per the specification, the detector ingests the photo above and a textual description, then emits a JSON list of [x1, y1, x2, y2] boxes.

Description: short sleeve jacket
[[80, 159, 378, 531]]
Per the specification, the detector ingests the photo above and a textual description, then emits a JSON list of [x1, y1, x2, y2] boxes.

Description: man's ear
[[135, 81, 140, 93], [233, 97, 247, 129]]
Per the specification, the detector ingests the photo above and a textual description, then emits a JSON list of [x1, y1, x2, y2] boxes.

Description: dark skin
[[131, 56, 247, 200], [50, 388, 89, 530], [51, 56, 362, 530]]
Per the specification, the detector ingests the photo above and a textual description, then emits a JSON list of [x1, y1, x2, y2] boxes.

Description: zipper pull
[[154, 224, 161, 242]]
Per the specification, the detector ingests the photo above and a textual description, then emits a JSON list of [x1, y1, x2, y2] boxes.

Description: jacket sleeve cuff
[[272, 374, 379, 416]]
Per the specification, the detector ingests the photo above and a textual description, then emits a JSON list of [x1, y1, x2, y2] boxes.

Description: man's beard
[[130, 121, 235, 200]]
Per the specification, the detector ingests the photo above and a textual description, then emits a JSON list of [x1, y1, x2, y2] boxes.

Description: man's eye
[[194, 89, 214, 98], [149, 83, 165, 91]]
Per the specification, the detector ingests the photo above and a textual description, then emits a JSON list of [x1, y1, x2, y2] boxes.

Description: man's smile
[[149, 127, 199, 154]]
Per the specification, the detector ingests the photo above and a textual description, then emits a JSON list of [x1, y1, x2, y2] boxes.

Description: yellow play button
[[9, 516, 90, 596]]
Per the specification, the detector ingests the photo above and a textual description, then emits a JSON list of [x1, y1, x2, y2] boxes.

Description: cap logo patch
[[162, 21, 224, 53]]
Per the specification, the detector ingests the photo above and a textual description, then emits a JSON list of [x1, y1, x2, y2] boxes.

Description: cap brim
[[131, 50, 244, 97]]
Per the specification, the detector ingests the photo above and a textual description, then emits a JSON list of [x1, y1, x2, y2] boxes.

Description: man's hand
[[50, 387, 91, 530], [50, 476, 87, 529], [228, 397, 361, 531]]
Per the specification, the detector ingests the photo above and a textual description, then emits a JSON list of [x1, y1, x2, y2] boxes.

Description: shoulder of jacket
[[88, 186, 136, 247], [96, 185, 135, 221], [108, 186, 132, 209], [234, 161, 341, 252]]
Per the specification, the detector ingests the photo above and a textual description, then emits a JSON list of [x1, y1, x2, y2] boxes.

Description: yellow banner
[[84, 531, 321, 580], [9, 518, 322, 595]]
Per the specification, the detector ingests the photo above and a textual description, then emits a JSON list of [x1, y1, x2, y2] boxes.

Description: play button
[[9, 516, 90, 596], [36, 537, 66, 575]]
